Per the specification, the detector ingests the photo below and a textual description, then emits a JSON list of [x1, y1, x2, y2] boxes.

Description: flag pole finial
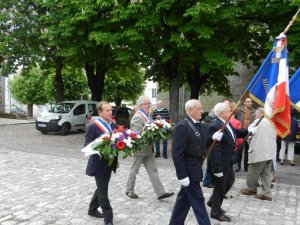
[[283, 8, 300, 34]]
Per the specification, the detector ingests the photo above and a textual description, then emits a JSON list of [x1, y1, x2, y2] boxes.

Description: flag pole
[[203, 10, 299, 162], [203, 64, 270, 161], [283, 9, 300, 34]]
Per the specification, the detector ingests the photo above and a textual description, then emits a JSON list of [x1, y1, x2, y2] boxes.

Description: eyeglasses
[[143, 102, 151, 105]]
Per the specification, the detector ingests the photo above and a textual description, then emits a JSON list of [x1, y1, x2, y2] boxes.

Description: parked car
[[86, 106, 132, 128], [36, 100, 98, 135], [10, 106, 27, 115]]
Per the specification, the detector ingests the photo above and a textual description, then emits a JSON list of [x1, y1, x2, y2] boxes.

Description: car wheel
[[61, 123, 71, 136], [41, 131, 47, 134]]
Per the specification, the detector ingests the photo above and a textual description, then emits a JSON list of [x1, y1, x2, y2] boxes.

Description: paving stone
[[1, 147, 300, 225]]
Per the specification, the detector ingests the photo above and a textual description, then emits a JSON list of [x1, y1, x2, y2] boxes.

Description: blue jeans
[[155, 140, 168, 156]]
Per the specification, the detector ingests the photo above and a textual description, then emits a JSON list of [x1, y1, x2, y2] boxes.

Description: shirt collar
[[188, 116, 200, 124]]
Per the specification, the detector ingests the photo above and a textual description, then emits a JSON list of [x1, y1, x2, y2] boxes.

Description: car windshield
[[49, 103, 75, 113]]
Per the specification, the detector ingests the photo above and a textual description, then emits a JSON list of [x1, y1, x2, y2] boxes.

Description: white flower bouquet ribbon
[[81, 141, 100, 156]]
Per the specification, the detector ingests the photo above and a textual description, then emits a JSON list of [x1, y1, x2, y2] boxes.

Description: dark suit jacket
[[172, 117, 213, 182], [208, 118, 248, 174], [85, 122, 117, 177]]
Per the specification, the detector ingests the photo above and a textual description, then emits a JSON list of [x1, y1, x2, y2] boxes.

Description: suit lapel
[[216, 118, 236, 143]]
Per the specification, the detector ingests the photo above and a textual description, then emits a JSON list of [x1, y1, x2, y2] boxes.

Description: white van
[[35, 100, 98, 135]]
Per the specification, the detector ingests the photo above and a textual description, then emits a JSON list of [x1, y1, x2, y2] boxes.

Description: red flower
[[156, 123, 163, 128], [116, 141, 125, 150], [130, 133, 137, 139], [103, 136, 110, 141], [166, 119, 171, 123], [114, 125, 125, 133]]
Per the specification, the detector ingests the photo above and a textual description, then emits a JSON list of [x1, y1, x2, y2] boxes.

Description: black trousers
[[235, 142, 249, 171], [208, 167, 235, 217], [89, 171, 113, 222], [169, 182, 211, 225]]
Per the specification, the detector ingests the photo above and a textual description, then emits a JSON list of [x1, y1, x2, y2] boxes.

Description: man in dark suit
[[85, 101, 117, 225], [207, 102, 256, 222], [169, 99, 223, 225]]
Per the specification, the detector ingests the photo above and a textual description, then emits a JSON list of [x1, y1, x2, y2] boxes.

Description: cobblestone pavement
[[1, 119, 300, 225], [1, 147, 300, 225]]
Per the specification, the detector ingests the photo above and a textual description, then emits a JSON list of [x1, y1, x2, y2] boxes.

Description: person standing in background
[[279, 109, 298, 166], [236, 97, 256, 172], [152, 100, 170, 159]]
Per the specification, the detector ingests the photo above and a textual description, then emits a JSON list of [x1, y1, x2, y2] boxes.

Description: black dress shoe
[[88, 210, 104, 218], [126, 192, 138, 199], [155, 155, 160, 158], [211, 214, 231, 222], [163, 155, 168, 159], [104, 221, 113, 225], [207, 202, 225, 214], [158, 192, 174, 200]]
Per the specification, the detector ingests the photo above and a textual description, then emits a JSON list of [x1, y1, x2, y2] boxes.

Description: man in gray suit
[[125, 95, 174, 200]]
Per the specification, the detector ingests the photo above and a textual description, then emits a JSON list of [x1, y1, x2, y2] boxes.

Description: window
[[152, 88, 157, 98], [73, 104, 85, 115], [88, 104, 96, 114]]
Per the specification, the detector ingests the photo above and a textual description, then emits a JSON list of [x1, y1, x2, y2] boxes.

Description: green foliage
[[9, 64, 48, 105], [2, 0, 300, 107], [44, 66, 89, 101], [103, 64, 145, 105]]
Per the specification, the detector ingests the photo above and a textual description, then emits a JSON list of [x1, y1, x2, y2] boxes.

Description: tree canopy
[[1, 0, 300, 121]]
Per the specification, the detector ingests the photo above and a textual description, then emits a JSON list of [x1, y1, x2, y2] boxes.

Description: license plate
[[38, 123, 46, 127]]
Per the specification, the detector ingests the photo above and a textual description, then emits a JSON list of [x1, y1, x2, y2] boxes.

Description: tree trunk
[[115, 98, 122, 106], [84, 62, 106, 101], [187, 64, 201, 99], [55, 57, 64, 103], [94, 63, 106, 101], [169, 77, 179, 123], [27, 104, 33, 117], [187, 64, 210, 99], [164, 53, 179, 123]]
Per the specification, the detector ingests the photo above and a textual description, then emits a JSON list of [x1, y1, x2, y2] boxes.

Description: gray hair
[[213, 102, 228, 116], [136, 95, 150, 106], [185, 99, 199, 111]]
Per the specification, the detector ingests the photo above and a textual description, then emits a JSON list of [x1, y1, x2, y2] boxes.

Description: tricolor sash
[[136, 110, 151, 123], [94, 117, 112, 133]]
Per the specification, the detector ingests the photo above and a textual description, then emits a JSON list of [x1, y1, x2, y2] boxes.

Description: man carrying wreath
[[125, 95, 174, 200], [85, 101, 117, 225]]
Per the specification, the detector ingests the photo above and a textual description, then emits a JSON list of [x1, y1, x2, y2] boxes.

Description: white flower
[[112, 132, 121, 140], [124, 137, 133, 148]]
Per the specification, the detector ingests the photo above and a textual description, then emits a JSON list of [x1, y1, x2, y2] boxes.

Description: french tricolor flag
[[247, 33, 291, 138]]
